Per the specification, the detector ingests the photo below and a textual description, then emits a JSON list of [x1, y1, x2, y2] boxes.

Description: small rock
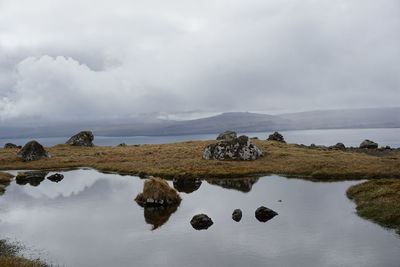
[[216, 131, 237, 141], [47, 173, 64, 183], [255, 206, 278, 222], [232, 209, 242, 222], [359, 139, 378, 149], [190, 214, 213, 230], [330, 142, 346, 150], [17, 141, 49, 162], [4, 143, 20, 149], [267, 132, 286, 143]]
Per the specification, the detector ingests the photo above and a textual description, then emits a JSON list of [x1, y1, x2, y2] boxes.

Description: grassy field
[[0, 140, 399, 179], [347, 179, 400, 234]]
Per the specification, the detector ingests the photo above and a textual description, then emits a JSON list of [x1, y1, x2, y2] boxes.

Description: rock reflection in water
[[206, 177, 259, 193], [15, 171, 48, 187], [173, 178, 202, 193], [142, 204, 179, 230]]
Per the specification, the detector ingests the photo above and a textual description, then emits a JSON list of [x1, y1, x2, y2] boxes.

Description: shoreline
[[1, 140, 399, 180]]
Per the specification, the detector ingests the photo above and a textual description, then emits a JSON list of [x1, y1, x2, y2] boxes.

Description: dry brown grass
[[347, 179, 400, 234], [0, 141, 399, 179], [0, 172, 13, 184], [0, 256, 45, 267], [135, 177, 181, 204]]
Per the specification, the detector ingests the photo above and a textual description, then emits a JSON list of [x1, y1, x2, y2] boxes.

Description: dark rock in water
[[267, 132, 286, 143], [4, 143, 20, 149], [66, 131, 94, 147], [17, 141, 49, 162], [232, 209, 242, 222], [217, 130, 237, 141], [190, 214, 213, 230], [16, 171, 48, 186], [255, 206, 278, 222], [203, 135, 264, 161], [117, 143, 127, 147], [359, 139, 378, 149], [207, 178, 259, 193], [330, 142, 346, 150], [47, 173, 64, 183], [135, 177, 181, 207], [173, 177, 202, 193], [143, 204, 179, 230]]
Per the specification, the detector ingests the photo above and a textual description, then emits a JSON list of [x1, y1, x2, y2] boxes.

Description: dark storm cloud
[[0, 0, 399, 122]]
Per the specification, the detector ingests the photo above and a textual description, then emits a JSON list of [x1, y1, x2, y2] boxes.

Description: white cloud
[[0, 0, 399, 122]]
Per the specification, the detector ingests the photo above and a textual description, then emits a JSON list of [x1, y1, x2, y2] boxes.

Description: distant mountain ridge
[[1, 107, 399, 138]]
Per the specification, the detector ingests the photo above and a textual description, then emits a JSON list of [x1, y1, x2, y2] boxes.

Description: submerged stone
[[16, 171, 48, 186], [173, 177, 202, 193], [47, 173, 64, 183], [232, 209, 242, 222], [255, 206, 278, 222], [190, 214, 213, 230]]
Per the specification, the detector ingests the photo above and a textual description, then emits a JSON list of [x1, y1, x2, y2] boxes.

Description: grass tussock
[[135, 177, 181, 204], [0, 141, 399, 179], [347, 179, 400, 234], [0, 240, 47, 267], [0, 172, 13, 184]]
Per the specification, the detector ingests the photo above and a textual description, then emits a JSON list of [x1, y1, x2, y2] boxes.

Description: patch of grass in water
[[0, 239, 48, 266], [347, 179, 400, 234]]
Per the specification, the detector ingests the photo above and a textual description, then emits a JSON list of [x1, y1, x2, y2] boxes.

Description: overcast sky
[[0, 0, 399, 123]]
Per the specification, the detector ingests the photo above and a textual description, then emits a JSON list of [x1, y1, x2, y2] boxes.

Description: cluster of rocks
[[203, 133, 264, 161], [15, 171, 64, 186], [190, 206, 278, 230], [267, 132, 286, 143], [3, 143, 21, 149]]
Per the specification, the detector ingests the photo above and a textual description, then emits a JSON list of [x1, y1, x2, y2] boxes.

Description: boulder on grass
[[267, 132, 286, 143], [190, 214, 213, 230], [216, 131, 237, 141], [359, 139, 378, 149], [4, 143, 20, 149], [135, 177, 181, 206], [203, 135, 263, 161], [66, 131, 94, 147], [255, 206, 278, 222], [330, 142, 346, 150], [17, 141, 49, 162]]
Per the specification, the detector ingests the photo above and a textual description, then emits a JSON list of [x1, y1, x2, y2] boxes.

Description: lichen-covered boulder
[[17, 141, 49, 162], [359, 139, 378, 149], [216, 130, 237, 141], [4, 143, 20, 149], [267, 132, 286, 143], [203, 135, 263, 161], [255, 206, 278, 222], [66, 131, 94, 147], [135, 177, 181, 206], [190, 214, 213, 230]]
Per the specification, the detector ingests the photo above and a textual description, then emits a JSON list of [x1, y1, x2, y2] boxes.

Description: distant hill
[[1, 107, 399, 138]]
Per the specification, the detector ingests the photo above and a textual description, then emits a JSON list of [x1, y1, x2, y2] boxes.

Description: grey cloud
[[0, 0, 399, 123]]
